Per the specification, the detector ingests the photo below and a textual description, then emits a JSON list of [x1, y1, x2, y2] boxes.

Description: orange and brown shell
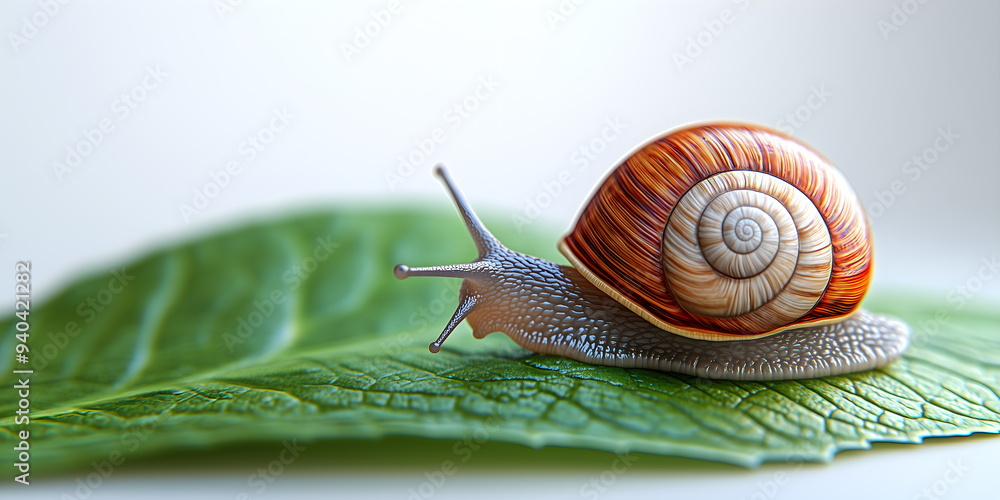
[[558, 123, 873, 341]]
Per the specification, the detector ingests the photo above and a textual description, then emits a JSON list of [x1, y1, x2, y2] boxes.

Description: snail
[[393, 122, 910, 381]]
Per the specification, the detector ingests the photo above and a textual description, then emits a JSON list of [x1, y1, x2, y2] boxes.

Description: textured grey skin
[[462, 249, 908, 381], [395, 167, 911, 381]]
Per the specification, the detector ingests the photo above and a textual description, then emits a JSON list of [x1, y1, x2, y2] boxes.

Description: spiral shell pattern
[[662, 171, 832, 332], [559, 123, 872, 340]]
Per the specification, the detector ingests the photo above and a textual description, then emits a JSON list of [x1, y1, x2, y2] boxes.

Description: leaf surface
[[1, 208, 998, 473]]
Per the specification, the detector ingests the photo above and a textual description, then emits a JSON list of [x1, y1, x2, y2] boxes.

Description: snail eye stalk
[[393, 165, 504, 353]]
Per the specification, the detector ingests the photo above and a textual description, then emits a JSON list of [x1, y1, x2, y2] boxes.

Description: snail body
[[394, 123, 910, 381]]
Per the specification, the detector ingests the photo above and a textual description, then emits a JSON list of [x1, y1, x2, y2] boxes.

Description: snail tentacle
[[395, 164, 506, 353], [433, 164, 503, 257], [428, 288, 480, 353]]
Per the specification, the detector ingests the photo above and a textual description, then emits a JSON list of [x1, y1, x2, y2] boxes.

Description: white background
[[1, 0, 998, 498]]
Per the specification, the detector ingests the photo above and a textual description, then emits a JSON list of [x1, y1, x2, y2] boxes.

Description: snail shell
[[560, 123, 872, 340]]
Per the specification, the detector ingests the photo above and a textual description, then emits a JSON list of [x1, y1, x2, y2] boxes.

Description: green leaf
[[1, 208, 998, 474]]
